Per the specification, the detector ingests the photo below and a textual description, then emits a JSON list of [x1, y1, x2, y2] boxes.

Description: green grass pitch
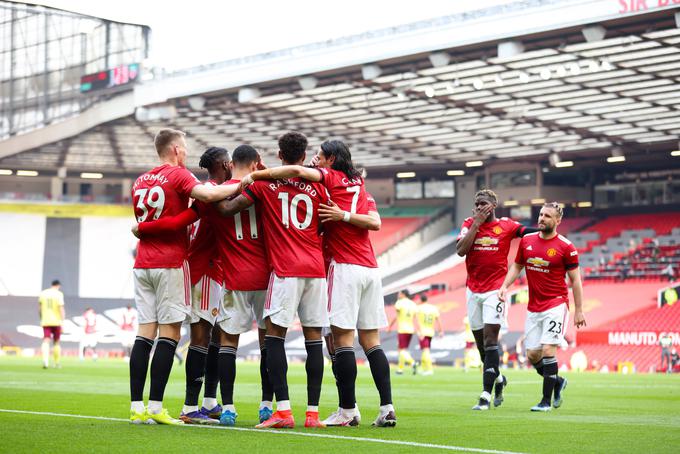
[[1, 356, 679, 453]]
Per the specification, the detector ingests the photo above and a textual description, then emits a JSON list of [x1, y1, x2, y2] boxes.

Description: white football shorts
[[524, 303, 569, 350], [264, 273, 329, 328], [327, 261, 387, 330], [190, 275, 223, 325], [466, 288, 508, 331], [133, 261, 191, 325], [218, 289, 266, 334]]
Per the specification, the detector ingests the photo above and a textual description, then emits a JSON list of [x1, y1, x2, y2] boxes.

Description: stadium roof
[[1, 2, 679, 176]]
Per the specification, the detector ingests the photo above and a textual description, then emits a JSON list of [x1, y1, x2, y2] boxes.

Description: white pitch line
[[0, 409, 527, 454]]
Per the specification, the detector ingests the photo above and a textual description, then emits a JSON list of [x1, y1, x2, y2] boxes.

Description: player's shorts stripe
[[265, 272, 275, 310], [327, 264, 335, 312], [562, 303, 568, 337], [202, 277, 209, 311], [183, 261, 191, 306], [200, 277, 205, 310]]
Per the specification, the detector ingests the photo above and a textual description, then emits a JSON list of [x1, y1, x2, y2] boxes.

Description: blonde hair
[[154, 128, 185, 156], [543, 201, 564, 219]]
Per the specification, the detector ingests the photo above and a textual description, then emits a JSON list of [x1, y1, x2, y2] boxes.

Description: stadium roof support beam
[[57, 139, 72, 168], [105, 125, 125, 170]]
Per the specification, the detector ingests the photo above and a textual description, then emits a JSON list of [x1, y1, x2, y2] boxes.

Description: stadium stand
[[371, 217, 429, 256], [371, 206, 446, 256], [569, 212, 680, 280], [559, 302, 680, 373]]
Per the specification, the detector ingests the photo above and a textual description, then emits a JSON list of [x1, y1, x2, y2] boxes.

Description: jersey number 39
[[134, 187, 165, 222]]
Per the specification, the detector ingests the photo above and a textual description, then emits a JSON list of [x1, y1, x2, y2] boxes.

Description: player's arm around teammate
[[318, 199, 380, 231], [214, 193, 253, 217]]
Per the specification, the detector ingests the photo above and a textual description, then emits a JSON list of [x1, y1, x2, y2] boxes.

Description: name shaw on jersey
[[267, 179, 318, 197]]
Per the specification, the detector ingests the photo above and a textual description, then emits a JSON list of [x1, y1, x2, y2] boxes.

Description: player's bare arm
[[456, 204, 493, 256], [319, 200, 381, 231], [245, 165, 322, 185], [567, 267, 586, 328], [215, 193, 253, 217], [191, 182, 240, 202], [436, 318, 444, 338], [498, 262, 525, 302], [387, 313, 397, 331]]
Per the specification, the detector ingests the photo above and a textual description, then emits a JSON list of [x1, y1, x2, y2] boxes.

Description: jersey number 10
[[278, 192, 313, 229]]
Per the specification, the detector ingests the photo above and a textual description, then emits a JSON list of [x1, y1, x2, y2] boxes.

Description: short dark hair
[[420, 294, 428, 303], [474, 189, 498, 205], [320, 140, 362, 180], [232, 144, 260, 167], [154, 128, 185, 156], [400, 289, 411, 299], [278, 131, 308, 164], [51, 279, 61, 286], [199, 147, 229, 172]]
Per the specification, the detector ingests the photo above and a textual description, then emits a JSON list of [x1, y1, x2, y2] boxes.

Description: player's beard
[[539, 223, 555, 234]]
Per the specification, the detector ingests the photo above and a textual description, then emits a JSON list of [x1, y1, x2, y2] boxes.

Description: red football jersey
[[212, 179, 270, 291], [83, 310, 97, 334], [515, 232, 579, 312], [121, 309, 137, 331], [243, 175, 329, 278], [132, 164, 200, 268], [317, 168, 378, 268], [457, 217, 526, 293], [187, 180, 224, 285]]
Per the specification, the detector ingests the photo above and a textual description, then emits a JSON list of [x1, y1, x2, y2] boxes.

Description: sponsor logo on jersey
[[570, 250, 578, 256], [493, 226, 503, 235], [474, 236, 499, 246], [526, 245, 533, 250], [527, 257, 550, 267], [547, 248, 557, 257]]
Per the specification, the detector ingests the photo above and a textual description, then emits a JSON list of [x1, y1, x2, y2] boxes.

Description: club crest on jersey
[[474, 237, 499, 246], [547, 248, 557, 257], [527, 257, 550, 267], [212, 308, 219, 317], [493, 226, 502, 235]]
